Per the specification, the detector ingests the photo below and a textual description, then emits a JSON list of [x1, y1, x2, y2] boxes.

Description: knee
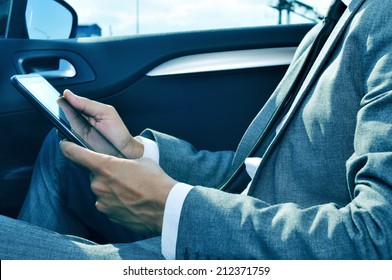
[[35, 128, 91, 195]]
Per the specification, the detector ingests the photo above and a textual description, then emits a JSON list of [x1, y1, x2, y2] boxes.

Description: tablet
[[11, 74, 127, 158]]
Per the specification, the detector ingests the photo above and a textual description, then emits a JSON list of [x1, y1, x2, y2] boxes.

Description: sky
[[65, 0, 332, 37]]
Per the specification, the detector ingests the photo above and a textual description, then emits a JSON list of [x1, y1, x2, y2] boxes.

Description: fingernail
[[59, 139, 68, 149]]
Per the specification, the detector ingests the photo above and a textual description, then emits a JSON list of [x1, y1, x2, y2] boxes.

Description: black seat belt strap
[[220, 0, 347, 194]]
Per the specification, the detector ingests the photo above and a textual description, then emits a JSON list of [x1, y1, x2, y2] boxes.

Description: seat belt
[[220, 0, 347, 194]]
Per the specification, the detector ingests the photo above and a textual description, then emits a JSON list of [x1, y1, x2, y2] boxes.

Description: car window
[[0, 0, 12, 38], [65, 0, 329, 38]]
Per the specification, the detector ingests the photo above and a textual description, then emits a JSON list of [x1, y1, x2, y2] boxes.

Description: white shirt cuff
[[139, 136, 160, 163], [161, 182, 194, 260], [242, 157, 262, 195]]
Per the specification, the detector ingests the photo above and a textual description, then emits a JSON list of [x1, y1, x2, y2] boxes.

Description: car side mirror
[[3, 0, 77, 39], [25, 0, 78, 39]]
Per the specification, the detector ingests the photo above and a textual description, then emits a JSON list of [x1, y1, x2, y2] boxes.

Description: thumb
[[63, 89, 106, 119], [63, 89, 86, 111], [59, 140, 107, 173]]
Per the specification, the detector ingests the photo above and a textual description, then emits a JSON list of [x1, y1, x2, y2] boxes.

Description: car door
[[0, 0, 319, 217]]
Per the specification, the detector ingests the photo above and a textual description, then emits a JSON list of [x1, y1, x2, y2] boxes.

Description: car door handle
[[13, 50, 95, 86], [31, 59, 77, 79]]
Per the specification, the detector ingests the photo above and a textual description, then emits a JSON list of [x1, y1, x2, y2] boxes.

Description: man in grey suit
[[1, 0, 392, 259]]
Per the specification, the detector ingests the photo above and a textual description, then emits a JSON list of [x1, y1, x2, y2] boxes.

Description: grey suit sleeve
[[141, 129, 234, 188], [174, 0, 392, 260]]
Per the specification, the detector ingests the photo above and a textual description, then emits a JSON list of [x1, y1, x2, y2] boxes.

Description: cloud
[[66, 0, 327, 37], [66, 0, 134, 35], [139, 0, 279, 33]]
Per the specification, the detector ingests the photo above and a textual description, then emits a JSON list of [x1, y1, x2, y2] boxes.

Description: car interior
[[0, 0, 314, 217]]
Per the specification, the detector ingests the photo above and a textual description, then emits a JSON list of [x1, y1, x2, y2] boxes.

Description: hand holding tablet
[[11, 74, 127, 158]]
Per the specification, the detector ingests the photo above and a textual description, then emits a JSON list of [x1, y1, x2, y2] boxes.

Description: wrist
[[123, 136, 144, 159]]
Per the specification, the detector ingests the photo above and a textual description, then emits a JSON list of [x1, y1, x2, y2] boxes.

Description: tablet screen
[[11, 74, 126, 158]]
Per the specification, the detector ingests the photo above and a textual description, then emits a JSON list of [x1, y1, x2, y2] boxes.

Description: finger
[[57, 97, 92, 141], [59, 139, 107, 173], [63, 89, 109, 119], [58, 96, 80, 125]]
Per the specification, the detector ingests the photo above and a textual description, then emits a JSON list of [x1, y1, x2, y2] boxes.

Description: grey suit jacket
[[142, 0, 392, 259]]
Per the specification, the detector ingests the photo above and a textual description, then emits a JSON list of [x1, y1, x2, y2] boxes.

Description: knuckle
[[95, 201, 107, 213], [103, 104, 116, 114], [93, 157, 114, 176], [90, 179, 101, 192]]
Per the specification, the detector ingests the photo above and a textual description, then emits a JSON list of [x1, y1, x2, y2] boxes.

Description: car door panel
[[0, 24, 313, 217]]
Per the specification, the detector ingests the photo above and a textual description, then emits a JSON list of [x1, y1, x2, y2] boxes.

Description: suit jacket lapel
[[230, 30, 321, 171], [269, 0, 366, 145], [243, 0, 367, 194], [231, 0, 366, 177]]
